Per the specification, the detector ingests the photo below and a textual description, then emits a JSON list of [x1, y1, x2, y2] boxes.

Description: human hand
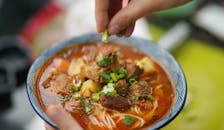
[[95, 0, 190, 37], [45, 105, 83, 130]]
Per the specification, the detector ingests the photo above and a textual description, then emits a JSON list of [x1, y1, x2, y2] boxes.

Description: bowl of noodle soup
[[27, 33, 187, 130]]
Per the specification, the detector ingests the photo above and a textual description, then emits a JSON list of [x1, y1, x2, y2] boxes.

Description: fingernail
[[109, 24, 120, 35]]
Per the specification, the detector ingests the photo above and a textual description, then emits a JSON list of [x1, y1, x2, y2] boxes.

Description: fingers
[[95, 0, 109, 33], [108, 0, 190, 35], [108, 0, 151, 35], [46, 105, 83, 130], [116, 23, 135, 37], [95, 0, 191, 36], [124, 23, 135, 37]]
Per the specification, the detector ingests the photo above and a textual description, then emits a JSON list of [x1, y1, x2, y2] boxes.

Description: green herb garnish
[[72, 92, 80, 100], [60, 95, 71, 104], [100, 73, 111, 83], [109, 68, 126, 82], [117, 67, 126, 75], [72, 85, 80, 91], [123, 116, 135, 125], [128, 78, 138, 85], [117, 73, 125, 79], [81, 99, 94, 115], [92, 93, 100, 101], [85, 106, 94, 115], [81, 99, 90, 106], [148, 94, 154, 101], [102, 29, 109, 43], [110, 72, 119, 82], [98, 57, 113, 67], [133, 96, 139, 101]]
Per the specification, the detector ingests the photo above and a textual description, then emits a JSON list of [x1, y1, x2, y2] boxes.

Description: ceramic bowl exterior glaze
[[26, 33, 187, 130]]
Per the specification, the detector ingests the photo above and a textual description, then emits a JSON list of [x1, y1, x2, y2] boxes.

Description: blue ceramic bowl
[[26, 33, 187, 130]]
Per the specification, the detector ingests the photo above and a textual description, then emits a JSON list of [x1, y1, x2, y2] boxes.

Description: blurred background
[[0, 0, 224, 130]]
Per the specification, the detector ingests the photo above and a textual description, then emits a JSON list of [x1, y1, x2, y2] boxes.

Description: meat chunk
[[100, 95, 131, 112], [125, 63, 143, 78], [42, 72, 73, 95], [115, 80, 128, 96], [81, 63, 108, 83], [128, 80, 152, 98], [96, 46, 124, 70], [95, 45, 114, 63], [109, 55, 125, 71]]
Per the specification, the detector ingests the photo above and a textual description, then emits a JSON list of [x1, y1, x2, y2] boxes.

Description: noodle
[[112, 113, 145, 128], [142, 100, 158, 120], [89, 103, 145, 129], [131, 120, 143, 129], [89, 103, 116, 129], [132, 106, 144, 116]]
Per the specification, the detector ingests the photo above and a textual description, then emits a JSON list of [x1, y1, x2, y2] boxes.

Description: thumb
[[46, 105, 83, 130]]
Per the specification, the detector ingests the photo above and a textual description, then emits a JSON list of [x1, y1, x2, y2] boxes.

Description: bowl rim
[[26, 33, 187, 130]]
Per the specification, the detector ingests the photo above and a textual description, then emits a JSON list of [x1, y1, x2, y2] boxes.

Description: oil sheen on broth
[[36, 43, 175, 130]]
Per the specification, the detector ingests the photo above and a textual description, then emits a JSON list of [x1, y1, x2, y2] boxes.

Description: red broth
[[36, 43, 175, 130]]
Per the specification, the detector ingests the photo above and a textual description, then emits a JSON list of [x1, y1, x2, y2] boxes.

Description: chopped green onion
[[109, 90, 117, 95], [60, 95, 71, 104], [81, 99, 90, 106], [102, 29, 109, 43], [72, 92, 80, 100], [123, 116, 135, 125], [100, 73, 111, 83], [129, 78, 138, 85], [107, 83, 115, 88], [117, 73, 125, 79], [109, 68, 126, 82], [148, 94, 154, 101], [98, 57, 113, 67], [72, 85, 80, 91], [92, 93, 100, 101], [110, 72, 118, 82], [109, 79, 114, 83], [117, 68, 126, 75], [98, 91, 104, 96], [81, 99, 94, 115], [85, 106, 94, 115], [133, 96, 139, 101]]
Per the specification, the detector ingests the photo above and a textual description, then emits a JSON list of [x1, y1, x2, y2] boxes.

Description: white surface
[[193, 4, 224, 39]]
